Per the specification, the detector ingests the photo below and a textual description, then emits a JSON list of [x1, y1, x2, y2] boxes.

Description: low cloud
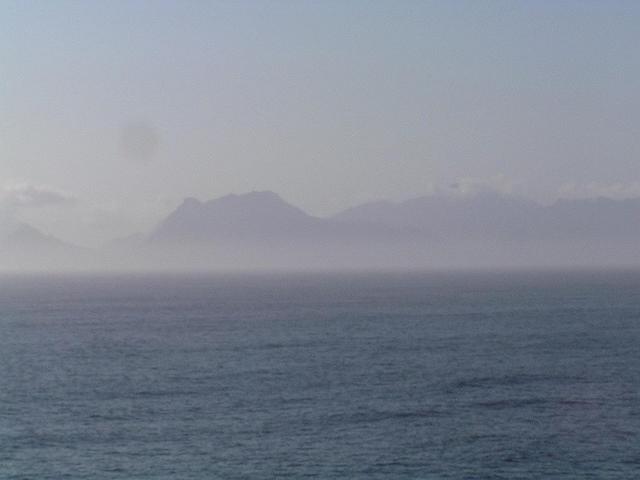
[[2, 182, 77, 209], [448, 174, 515, 197], [558, 181, 640, 200]]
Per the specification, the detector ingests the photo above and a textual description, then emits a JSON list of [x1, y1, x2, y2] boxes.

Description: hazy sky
[[2, 0, 640, 246]]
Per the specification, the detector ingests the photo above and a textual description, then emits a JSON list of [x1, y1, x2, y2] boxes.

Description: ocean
[[1, 271, 639, 479]]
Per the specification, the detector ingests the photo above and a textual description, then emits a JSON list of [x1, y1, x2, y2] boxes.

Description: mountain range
[[3, 191, 640, 271], [0, 220, 87, 271]]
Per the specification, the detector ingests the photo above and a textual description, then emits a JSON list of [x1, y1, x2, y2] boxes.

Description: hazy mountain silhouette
[[150, 191, 322, 244], [332, 192, 540, 241], [0, 221, 88, 270], [114, 190, 640, 270], [4, 190, 640, 271], [331, 192, 640, 266], [126, 191, 421, 269], [332, 193, 640, 242], [541, 197, 640, 240]]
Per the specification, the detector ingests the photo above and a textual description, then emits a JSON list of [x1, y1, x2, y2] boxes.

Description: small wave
[[472, 397, 549, 409], [325, 407, 445, 426], [449, 373, 585, 391]]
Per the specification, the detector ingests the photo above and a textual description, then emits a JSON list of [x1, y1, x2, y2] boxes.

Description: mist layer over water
[[1, 271, 639, 478]]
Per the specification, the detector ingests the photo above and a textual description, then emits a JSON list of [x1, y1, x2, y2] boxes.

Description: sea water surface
[[1, 271, 639, 479]]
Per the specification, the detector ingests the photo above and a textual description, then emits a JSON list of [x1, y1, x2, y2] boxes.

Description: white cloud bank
[[1, 182, 77, 209], [447, 174, 515, 197], [558, 182, 640, 200]]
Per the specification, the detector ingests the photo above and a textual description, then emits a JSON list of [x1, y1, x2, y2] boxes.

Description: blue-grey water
[[1, 271, 639, 479]]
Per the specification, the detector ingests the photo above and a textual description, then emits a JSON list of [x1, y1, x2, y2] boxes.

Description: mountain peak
[[207, 190, 285, 206], [151, 191, 316, 243]]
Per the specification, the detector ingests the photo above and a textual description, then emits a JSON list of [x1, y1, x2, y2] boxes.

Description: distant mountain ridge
[[4, 190, 640, 271], [150, 191, 321, 243], [0, 221, 86, 271], [331, 191, 539, 240], [122, 190, 640, 269], [137, 191, 419, 269], [332, 193, 640, 241]]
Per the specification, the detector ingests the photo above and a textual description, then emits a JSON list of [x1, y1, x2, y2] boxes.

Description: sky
[[2, 0, 640, 246]]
